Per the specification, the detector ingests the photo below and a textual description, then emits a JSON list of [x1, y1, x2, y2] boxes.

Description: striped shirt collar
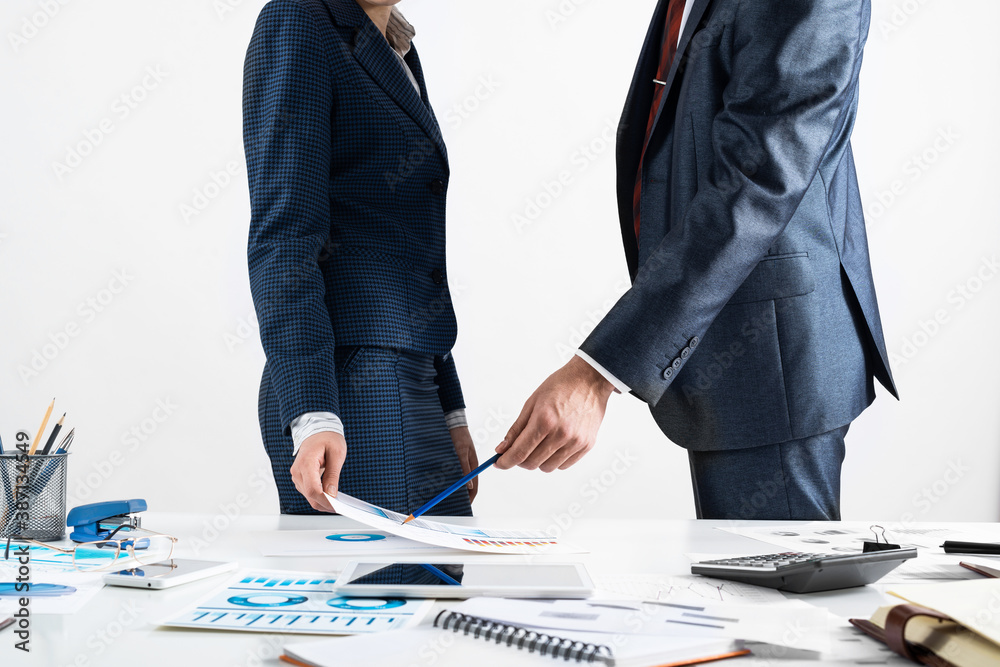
[[386, 8, 416, 57]]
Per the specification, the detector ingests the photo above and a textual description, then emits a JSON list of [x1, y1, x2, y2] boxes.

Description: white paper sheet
[[0, 571, 104, 615], [327, 492, 584, 555], [255, 530, 452, 556], [594, 572, 788, 605], [161, 569, 432, 635], [452, 596, 833, 653]]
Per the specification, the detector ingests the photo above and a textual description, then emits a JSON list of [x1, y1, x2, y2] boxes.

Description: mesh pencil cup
[[0, 453, 69, 541]]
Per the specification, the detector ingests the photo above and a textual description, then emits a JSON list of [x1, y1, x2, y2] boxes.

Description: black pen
[[941, 540, 1000, 555]]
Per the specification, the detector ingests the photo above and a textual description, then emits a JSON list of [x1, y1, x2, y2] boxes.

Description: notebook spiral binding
[[433, 610, 615, 665]]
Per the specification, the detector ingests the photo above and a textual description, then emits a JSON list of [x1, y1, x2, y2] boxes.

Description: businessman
[[496, 0, 897, 520]]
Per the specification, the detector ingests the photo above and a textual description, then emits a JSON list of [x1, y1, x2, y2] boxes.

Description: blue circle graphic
[[0, 583, 76, 598], [228, 594, 308, 608], [327, 597, 405, 611], [325, 533, 387, 542]]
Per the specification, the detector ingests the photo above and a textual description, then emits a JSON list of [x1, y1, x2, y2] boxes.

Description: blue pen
[[402, 453, 501, 524]]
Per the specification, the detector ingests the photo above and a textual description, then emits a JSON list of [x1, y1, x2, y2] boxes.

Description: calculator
[[690, 548, 918, 593]]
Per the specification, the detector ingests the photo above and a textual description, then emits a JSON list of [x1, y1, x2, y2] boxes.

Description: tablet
[[332, 561, 594, 599]]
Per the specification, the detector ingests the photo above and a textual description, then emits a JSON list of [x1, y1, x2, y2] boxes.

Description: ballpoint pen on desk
[[942, 540, 1000, 555], [55, 428, 76, 454], [27, 397, 56, 455], [40, 413, 66, 455], [401, 453, 502, 525]]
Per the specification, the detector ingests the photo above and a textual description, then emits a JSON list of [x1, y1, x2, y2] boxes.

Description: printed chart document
[[594, 572, 788, 605], [327, 492, 583, 555], [453, 597, 832, 653], [161, 569, 431, 635], [0, 545, 104, 614], [255, 529, 452, 557]]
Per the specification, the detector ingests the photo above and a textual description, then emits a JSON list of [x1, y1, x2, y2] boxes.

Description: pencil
[[28, 398, 55, 455], [402, 453, 501, 524], [40, 413, 66, 455]]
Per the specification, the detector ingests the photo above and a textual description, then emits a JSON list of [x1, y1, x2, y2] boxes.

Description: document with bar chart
[[161, 569, 432, 635], [328, 492, 584, 554]]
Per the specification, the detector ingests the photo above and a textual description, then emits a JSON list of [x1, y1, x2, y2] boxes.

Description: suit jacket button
[[690, 336, 700, 348], [430, 268, 444, 285], [680, 346, 691, 359], [662, 367, 674, 380], [672, 358, 682, 370], [429, 179, 445, 195]]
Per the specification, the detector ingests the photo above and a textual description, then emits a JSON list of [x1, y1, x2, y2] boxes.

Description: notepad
[[281, 624, 746, 667]]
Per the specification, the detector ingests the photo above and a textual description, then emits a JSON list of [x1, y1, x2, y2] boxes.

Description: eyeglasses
[[4, 528, 178, 573]]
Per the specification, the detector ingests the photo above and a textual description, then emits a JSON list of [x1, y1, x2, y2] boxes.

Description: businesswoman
[[243, 0, 477, 515]]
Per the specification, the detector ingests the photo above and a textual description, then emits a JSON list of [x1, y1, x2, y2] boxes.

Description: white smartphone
[[332, 561, 594, 599], [103, 559, 238, 589]]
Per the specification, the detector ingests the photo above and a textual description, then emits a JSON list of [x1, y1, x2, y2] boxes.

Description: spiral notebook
[[281, 609, 749, 667]]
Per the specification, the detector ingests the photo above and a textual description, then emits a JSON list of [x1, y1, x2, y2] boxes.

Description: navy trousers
[[259, 347, 473, 517], [687, 425, 849, 521]]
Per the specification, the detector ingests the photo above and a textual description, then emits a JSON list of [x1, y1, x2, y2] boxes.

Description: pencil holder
[[0, 453, 69, 541]]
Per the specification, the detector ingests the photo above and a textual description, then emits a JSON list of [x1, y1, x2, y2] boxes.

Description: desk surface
[[7, 513, 996, 666]]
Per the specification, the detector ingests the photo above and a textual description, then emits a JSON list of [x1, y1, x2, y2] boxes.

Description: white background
[[1, 0, 997, 529]]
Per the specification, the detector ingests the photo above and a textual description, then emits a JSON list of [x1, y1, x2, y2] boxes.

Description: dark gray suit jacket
[[579, 0, 897, 451]]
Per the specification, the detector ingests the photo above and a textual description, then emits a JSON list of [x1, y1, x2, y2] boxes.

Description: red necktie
[[633, 0, 686, 244]]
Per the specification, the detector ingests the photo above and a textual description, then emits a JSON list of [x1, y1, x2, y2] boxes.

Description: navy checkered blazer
[[244, 0, 463, 435]]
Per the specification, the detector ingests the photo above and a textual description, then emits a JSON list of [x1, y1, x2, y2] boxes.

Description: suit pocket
[[336, 346, 366, 375], [727, 253, 816, 305]]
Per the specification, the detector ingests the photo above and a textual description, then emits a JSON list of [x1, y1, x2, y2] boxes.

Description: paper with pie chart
[[161, 569, 432, 635], [254, 529, 452, 557], [327, 491, 583, 555]]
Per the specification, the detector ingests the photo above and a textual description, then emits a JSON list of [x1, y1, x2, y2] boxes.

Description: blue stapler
[[67, 499, 147, 543]]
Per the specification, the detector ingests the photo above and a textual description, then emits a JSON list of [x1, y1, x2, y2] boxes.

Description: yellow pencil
[[28, 397, 56, 455]]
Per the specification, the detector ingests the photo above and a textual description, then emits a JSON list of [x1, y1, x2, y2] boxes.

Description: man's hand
[[449, 426, 480, 503], [496, 355, 616, 472], [291, 431, 347, 512]]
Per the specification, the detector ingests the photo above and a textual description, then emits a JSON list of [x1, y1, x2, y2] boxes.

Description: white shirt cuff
[[575, 350, 630, 394], [444, 408, 468, 430], [290, 412, 344, 456]]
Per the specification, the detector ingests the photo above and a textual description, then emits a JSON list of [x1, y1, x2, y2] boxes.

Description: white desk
[[7, 514, 995, 666]]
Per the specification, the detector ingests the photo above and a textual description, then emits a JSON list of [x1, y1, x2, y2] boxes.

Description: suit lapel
[[647, 0, 712, 141], [322, 0, 447, 162], [617, 0, 672, 192]]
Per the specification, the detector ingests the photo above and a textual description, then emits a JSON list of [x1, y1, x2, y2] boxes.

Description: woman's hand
[[449, 426, 480, 503], [291, 432, 347, 513]]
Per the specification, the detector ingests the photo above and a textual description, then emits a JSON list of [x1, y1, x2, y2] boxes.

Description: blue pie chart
[[327, 597, 405, 611], [228, 594, 308, 608], [325, 533, 386, 542], [0, 583, 76, 598]]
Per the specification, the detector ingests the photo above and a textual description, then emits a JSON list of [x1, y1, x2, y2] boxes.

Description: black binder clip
[[863, 525, 901, 553]]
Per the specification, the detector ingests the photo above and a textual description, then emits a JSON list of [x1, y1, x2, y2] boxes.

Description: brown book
[[850, 603, 1000, 667]]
